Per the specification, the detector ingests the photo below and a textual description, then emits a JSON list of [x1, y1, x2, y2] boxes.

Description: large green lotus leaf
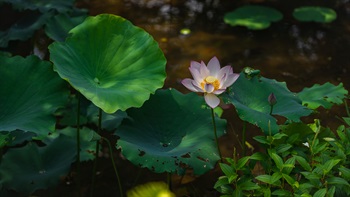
[[0, 135, 76, 195], [224, 5, 283, 30], [43, 127, 100, 161], [49, 14, 167, 113], [223, 72, 312, 134], [293, 6, 337, 23], [1, 0, 75, 12], [0, 11, 54, 47], [0, 55, 68, 135], [44, 8, 88, 42], [116, 89, 226, 175], [298, 82, 348, 109]]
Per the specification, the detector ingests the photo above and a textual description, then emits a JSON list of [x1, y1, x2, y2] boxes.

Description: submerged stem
[[90, 108, 102, 197], [102, 137, 123, 197], [211, 108, 223, 162]]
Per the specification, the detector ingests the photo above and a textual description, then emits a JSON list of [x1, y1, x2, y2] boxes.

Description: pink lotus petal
[[213, 89, 226, 95], [207, 56, 221, 76], [182, 78, 199, 92], [204, 84, 214, 93], [222, 73, 240, 88], [192, 81, 204, 92], [199, 61, 209, 78], [189, 66, 203, 84], [204, 93, 220, 108], [217, 66, 233, 80], [190, 61, 201, 70]]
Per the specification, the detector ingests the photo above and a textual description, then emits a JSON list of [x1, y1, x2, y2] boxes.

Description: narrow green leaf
[[236, 156, 250, 170], [250, 152, 267, 161], [238, 181, 260, 190], [276, 144, 293, 154], [313, 188, 326, 197], [220, 163, 235, 177], [326, 177, 350, 186], [322, 159, 341, 174], [283, 157, 296, 174], [295, 155, 312, 171], [254, 136, 270, 145], [268, 150, 284, 171], [272, 189, 292, 196], [282, 173, 296, 186], [339, 166, 350, 180], [214, 176, 229, 189]]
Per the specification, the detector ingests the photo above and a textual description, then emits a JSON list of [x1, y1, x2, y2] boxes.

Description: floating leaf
[[49, 14, 166, 113], [116, 89, 226, 175], [223, 72, 312, 134], [0, 136, 76, 195], [293, 6, 337, 23], [298, 82, 348, 109], [0, 55, 68, 135], [224, 5, 283, 30]]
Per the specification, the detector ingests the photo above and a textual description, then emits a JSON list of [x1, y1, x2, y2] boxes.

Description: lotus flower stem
[[76, 97, 81, 197], [90, 108, 102, 197], [211, 108, 223, 162], [102, 137, 123, 197]]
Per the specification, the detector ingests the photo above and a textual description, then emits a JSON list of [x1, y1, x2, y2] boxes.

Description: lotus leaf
[[116, 89, 226, 175], [293, 6, 337, 23], [224, 5, 283, 30], [0, 55, 68, 135], [1, 0, 75, 13], [0, 135, 76, 195], [0, 11, 54, 47], [44, 8, 88, 42], [298, 82, 347, 109], [49, 14, 167, 113], [223, 72, 312, 134]]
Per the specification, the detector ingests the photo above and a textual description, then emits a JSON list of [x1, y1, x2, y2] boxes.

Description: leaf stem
[[102, 137, 123, 197], [90, 108, 102, 197], [211, 108, 223, 162], [242, 121, 246, 156], [76, 96, 81, 197]]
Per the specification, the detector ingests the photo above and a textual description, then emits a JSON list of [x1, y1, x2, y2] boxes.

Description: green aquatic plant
[[49, 14, 167, 113], [116, 89, 226, 175], [0, 55, 68, 136], [293, 6, 337, 23], [224, 5, 283, 30]]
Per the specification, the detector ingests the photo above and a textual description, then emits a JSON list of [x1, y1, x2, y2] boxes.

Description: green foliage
[[116, 89, 226, 175], [298, 82, 348, 109], [224, 5, 283, 30], [0, 136, 76, 195], [0, 0, 87, 47], [49, 14, 167, 113], [215, 118, 350, 196], [0, 55, 68, 136], [293, 6, 337, 23], [223, 71, 312, 134]]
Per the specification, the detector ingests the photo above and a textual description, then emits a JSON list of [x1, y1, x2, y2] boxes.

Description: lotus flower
[[182, 56, 239, 108]]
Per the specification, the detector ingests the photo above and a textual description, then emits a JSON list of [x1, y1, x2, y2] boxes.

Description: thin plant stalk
[[90, 108, 102, 197], [76, 97, 81, 197], [211, 108, 223, 162], [344, 99, 350, 118], [167, 172, 171, 190], [242, 121, 246, 156], [102, 137, 123, 197]]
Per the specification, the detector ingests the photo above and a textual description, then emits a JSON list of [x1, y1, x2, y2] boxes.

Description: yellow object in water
[[127, 182, 175, 197]]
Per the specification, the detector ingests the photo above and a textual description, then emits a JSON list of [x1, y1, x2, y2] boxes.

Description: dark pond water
[[4, 0, 350, 196]]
